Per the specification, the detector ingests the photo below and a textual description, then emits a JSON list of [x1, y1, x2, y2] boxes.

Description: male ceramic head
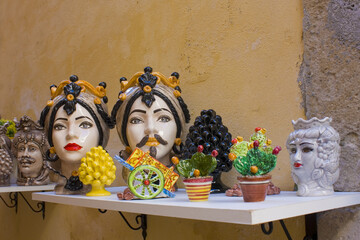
[[286, 117, 340, 196], [112, 67, 190, 165], [39, 75, 112, 191], [12, 116, 50, 185]]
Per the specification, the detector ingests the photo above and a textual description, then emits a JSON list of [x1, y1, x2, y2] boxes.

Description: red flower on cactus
[[272, 146, 282, 155], [197, 145, 204, 153], [231, 138, 238, 144], [253, 140, 259, 148], [255, 127, 262, 132]]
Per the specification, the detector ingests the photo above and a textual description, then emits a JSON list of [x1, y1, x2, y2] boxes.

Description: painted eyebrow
[[54, 117, 68, 122], [300, 142, 314, 146], [130, 109, 147, 115], [75, 116, 93, 121], [154, 108, 171, 114]]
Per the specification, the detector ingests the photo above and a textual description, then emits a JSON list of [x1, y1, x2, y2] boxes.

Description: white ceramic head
[[52, 104, 99, 165], [13, 116, 50, 185], [286, 117, 340, 196], [125, 96, 177, 163], [40, 76, 111, 194], [114, 67, 190, 167]]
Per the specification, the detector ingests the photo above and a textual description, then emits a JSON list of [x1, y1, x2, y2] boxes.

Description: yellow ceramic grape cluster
[[78, 146, 116, 186]]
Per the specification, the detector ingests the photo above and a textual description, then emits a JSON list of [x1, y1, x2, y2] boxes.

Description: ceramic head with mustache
[[112, 67, 190, 169], [12, 116, 50, 186]]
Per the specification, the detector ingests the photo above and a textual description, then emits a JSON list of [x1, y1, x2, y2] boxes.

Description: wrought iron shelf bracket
[[98, 209, 147, 240], [0, 192, 46, 219], [261, 220, 292, 240], [261, 214, 317, 240]]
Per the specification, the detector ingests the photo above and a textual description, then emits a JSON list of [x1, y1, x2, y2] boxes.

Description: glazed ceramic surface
[[126, 96, 177, 163], [0, 124, 13, 186], [286, 117, 340, 197], [39, 75, 111, 194], [52, 104, 99, 165], [13, 116, 50, 185], [113, 67, 190, 182]]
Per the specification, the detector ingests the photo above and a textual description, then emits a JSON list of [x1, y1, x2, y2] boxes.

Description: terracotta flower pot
[[183, 176, 213, 202], [237, 175, 271, 202]]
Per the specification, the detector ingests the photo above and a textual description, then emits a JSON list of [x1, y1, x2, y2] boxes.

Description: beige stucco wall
[[0, 1, 305, 239]]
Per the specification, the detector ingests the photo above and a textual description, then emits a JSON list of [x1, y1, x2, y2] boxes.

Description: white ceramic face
[[288, 138, 318, 183], [52, 105, 99, 164], [17, 142, 43, 178], [126, 96, 177, 163]]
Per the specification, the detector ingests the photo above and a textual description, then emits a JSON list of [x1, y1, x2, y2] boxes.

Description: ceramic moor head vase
[[286, 117, 340, 197], [12, 116, 50, 186], [0, 123, 14, 186], [111, 67, 190, 182], [40, 75, 113, 194], [229, 128, 281, 202], [173, 145, 217, 202]]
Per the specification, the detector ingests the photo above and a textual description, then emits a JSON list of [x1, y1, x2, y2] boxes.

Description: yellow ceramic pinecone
[[78, 146, 116, 186]]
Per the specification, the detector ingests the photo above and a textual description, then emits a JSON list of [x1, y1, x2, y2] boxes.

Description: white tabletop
[[32, 187, 360, 225], [0, 183, 56, 193]]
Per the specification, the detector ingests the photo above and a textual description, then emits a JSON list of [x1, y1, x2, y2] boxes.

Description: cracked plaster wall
[[300, 0, 360, 239]]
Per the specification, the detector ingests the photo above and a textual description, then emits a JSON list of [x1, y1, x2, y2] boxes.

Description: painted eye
[[29, 147, 37, 152], [80, 121, 93, 129], [158, 116, 171, 122], [19, 147, 25, 152], [130, 118, 143, 124], [54, 124, 66, 130], [290, 148, 297, 154], [302, 147, 313, 153]]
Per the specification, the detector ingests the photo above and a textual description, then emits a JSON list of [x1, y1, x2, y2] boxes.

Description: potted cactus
[[228, 128, 281, 202], [78, 146, 117, 196], [172, 145, 217, 202]]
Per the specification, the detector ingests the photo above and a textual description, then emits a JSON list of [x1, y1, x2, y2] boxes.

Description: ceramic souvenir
[[0, 123, 14, 186], [173, 145, 217, 202], [228, 128, 281, 202], [0, 118, 16, 138], [286, 117, 340, 197], [111, 67, 190, 182], [39, 75, 112, 194], [78, 146, 116, 196], [182, 109, 233, 193], [115, 148, 179, 200], [12, 116, 50, 186]]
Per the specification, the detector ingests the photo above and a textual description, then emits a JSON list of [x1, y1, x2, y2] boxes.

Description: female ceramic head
[[40, 75, 112, 192], [112, 67, 190, 166], [12, 116, 50, 185], [286, 117, 340, 196]]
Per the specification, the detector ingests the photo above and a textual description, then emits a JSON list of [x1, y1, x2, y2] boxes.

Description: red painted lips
[[294, 162, 302, 168], [64, 143, 82, 151]]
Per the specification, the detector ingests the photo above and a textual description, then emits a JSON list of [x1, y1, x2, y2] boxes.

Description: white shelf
[[0, 183, 56, 193], [32, 187, 360, 225]]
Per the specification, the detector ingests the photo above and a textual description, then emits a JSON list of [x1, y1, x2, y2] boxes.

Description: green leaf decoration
[[176, 152, 217, 178], [233, 147, 277, 176], [230, 141, 249, 157], [0, 119, 16, 138]]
